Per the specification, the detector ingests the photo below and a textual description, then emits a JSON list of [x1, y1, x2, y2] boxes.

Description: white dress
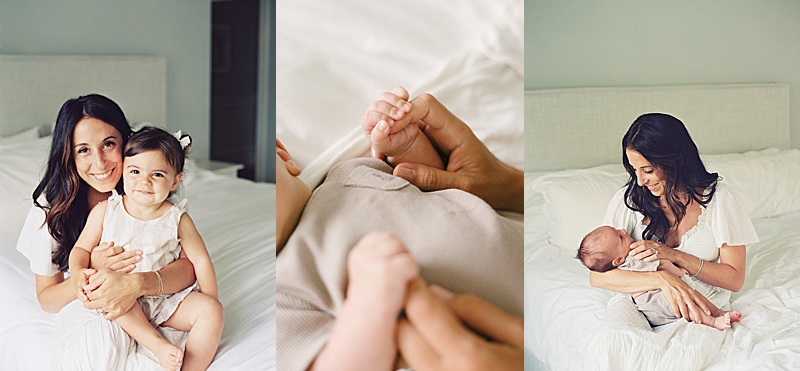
[[102, 190, 196, 326], [603, 182, 759, 308], [15, 192, 191, 370]]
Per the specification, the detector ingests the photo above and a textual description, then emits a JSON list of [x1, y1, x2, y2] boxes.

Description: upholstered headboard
[[0, 54, 166, 137], [524, 83, 790, 172]]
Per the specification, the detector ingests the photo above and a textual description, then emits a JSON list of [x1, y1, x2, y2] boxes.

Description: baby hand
[[361, 87, 420, 159], [75, 268, 96, 302], [346, 231, 420, 317]]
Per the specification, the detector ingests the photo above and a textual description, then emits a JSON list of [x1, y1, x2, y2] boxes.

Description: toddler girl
[[69, 126, 223, 371]]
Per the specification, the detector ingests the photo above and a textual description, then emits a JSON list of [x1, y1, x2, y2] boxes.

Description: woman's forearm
[[673, 252, 745, 292], [35, 274, 76, 313], [589, 269, 664, 294], [138, 256, 196, 296]]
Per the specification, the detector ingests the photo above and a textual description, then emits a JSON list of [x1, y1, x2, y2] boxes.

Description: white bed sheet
[[0, 166, 276, 370], [525, 178, 800, 371], [277, 0, 523, 187]]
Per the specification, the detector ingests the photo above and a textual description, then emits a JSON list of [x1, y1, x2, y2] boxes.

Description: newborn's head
[[276, 139, 312, 251], [576, 226, 634, 272]]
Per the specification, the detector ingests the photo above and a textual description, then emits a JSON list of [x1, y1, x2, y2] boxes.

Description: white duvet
[[0, 164, 276, 370], [277, 0, 523, 186], [526, 182, 800, 371]]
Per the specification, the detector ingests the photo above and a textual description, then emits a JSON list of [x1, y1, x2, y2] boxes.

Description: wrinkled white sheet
[[0, 167, 275, 370], [525, 181, 800, 371], [277, 0, 523, 188]]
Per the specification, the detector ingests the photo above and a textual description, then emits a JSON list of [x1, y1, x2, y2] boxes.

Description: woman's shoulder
[[17, 201, 60, 276]]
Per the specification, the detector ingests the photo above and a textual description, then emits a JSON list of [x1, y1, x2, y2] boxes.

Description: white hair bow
[[172, 130, 191, 150]]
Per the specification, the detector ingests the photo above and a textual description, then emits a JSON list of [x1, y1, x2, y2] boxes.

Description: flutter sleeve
[[708, 183, 759, 247], [16, 202, 60, 276]]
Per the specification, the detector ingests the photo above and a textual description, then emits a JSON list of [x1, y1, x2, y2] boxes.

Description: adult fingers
[[397, 319, 440, 370], [84, 269, 107, 293], [393, 162, 464, 193], [408, 93, 475, 155], [403, 279, 477, 355], [430, 286, 523, 348], [108, 250, 141, 272]]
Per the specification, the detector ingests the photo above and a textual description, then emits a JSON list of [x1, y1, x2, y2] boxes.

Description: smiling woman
[[72, 117, 125, 207]]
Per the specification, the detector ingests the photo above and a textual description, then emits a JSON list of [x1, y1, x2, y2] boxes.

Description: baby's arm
[[361, 87, 445, 170], [310, 232, 419, 371], [658, 259, 690, 277], [177, 213, 218, 300], [68, 201, 108, 299]]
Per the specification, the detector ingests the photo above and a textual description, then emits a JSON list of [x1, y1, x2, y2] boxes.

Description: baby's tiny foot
[[154, 343, 183, 371], [712, 313, 731, 331], [729, 310, 742, 323]]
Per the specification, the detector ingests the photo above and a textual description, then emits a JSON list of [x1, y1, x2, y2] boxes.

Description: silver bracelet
[[692, 258, 704, 278], [154, 270, 163, 298]]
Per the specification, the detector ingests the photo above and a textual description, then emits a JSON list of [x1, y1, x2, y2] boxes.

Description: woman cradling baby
[[591, 113, 758, 323], [16, 94, 196, 369]]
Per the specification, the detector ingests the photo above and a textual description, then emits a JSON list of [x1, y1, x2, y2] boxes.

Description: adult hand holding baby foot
[[362, 87, 445, 170], [363, 86, 523, 212]]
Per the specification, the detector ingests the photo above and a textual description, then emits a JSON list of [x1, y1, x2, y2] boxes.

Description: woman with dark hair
[[16, 94, 196, 368], [590, 113, 758, 324]]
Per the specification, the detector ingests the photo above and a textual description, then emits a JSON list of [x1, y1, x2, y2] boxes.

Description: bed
[[276, 0, 523, 188], [523, 83, 800, 371], [0, 55, 275, 370]]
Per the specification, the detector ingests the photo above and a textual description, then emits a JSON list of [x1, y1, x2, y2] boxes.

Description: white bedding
[[0, 138, 276, 370], [525, 149, 800, 371], [277, 0, 523, 186]]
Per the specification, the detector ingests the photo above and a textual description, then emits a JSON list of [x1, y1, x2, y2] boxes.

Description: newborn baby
[[577, 226, 741, 330]]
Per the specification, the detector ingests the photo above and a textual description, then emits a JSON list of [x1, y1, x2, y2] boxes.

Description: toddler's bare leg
[[160, 292, 224, 371], [114, 304, 183, 371]]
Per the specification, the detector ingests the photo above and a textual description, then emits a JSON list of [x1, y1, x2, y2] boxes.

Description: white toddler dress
[[102, 190, 196, 326]]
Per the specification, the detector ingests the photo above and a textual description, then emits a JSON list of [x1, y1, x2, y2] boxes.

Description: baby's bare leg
[[160, 292, 224, 371], [693, 289, 742, 323], [114, 304, 183, 371]]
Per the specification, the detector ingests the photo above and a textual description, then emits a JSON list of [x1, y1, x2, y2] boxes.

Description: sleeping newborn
[[577, 226, 740, 330]]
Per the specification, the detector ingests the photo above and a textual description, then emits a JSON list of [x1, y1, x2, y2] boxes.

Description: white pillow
[[528, 148, 800, 252], [0, 136, 51, 234], [529, 165, 628, 251], [704, 148, 800, 220], [0, 126, 40, 145]]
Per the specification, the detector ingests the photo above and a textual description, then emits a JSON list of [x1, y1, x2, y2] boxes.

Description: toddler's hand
[[75, 268, 95, 302], [361, 87, 420, 159], [346, 231, 419, 317]]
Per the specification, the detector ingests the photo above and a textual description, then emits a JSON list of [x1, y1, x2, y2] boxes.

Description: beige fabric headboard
[[524, 83, 790, 172], [0, 55, 166, 137]]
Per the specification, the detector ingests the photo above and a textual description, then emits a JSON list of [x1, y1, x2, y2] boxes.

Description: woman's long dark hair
[[622, 113, 720, 243], [32, 94, 132, 272]]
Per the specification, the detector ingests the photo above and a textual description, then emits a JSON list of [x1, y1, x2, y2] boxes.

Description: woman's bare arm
[[590, 268, 711, 322], [35, 273, 79, 313], [672, 244, 746, 292]]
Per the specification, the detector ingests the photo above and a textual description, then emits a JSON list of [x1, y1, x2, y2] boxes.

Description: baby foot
[[729, 310, 742, 323], [361, 87, 444, 170], [711, 312, 731, 331], [153, 342, 183, 371]]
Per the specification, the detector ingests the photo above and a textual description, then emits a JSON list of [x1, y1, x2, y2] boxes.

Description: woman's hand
[[89, 241, 142, 273], [656, 271, 711, 324], [397, 280, 523, 371], [377, 88, 523, 213], [82, 267, 144, 320], [629, 239, 677, 263]]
